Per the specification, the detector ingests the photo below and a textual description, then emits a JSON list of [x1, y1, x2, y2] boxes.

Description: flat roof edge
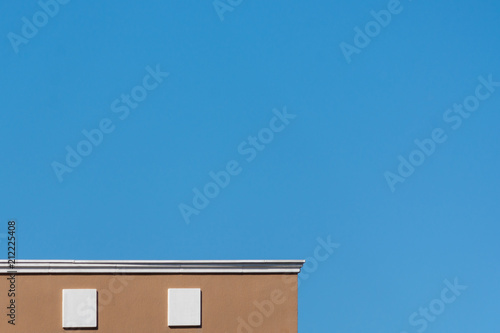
[[0, 260, 305, 274]]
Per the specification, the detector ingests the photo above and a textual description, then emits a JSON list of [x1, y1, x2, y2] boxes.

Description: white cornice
[[0, 260, 305, 274]]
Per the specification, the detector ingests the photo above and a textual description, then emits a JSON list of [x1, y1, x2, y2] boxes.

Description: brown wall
[[0, 273, 298, 333]]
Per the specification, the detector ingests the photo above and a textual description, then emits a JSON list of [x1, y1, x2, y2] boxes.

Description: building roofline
[[0, 260, 305, 274]]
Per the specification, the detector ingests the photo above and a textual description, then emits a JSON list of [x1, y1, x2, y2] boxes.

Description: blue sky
[[1, 0, 500, 332]]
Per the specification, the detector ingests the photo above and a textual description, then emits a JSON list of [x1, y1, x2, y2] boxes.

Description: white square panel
[[62, 289, 97, 328], [168, 288, 201, 326]]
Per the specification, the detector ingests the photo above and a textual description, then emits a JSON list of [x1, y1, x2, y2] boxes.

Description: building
[[1, 260, 304, 332]]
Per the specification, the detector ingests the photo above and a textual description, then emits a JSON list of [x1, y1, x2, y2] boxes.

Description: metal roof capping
[[0, 260, 305, 274]]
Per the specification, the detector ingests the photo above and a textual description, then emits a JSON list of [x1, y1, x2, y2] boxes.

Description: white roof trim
[[0, 260, 305, 274]]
